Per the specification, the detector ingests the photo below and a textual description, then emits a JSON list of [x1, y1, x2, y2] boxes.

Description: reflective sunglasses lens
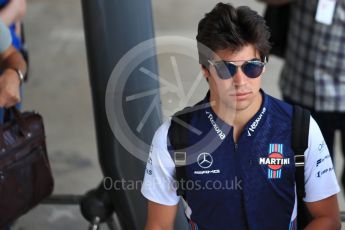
[[214, 61, 236, 79], [242, 62, 264, 78], [225, 62, 237, 77]]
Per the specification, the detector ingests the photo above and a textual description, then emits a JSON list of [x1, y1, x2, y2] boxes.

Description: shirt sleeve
[[0, 18, 12, 53], [141, 119, 180, 206], [304, 116, 340, 202]]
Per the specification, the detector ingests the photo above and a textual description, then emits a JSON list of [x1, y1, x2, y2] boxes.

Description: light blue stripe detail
[[289, 218, 296, 230]]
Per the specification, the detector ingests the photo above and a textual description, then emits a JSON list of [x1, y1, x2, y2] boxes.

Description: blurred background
[[10, 0, 345, 229]]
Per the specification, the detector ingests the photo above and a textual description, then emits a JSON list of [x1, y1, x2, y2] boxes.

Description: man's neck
[[210, 92, 263, 142]]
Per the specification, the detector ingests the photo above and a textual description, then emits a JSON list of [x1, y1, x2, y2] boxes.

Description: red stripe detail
[[189, 220, 195, 230], [274, 144, 278, 152], [273, 170, 276, 178]]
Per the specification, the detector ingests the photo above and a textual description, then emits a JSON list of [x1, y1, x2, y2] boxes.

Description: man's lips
[[229, 92, 251, 96], [229, 92, 252, 100]]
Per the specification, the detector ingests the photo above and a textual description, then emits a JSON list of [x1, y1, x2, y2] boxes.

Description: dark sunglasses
[[208, 58, 267, 79]]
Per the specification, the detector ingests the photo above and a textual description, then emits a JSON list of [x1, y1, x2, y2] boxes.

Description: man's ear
[[201, 65, 210, 79], [262, 66, 266, 74]]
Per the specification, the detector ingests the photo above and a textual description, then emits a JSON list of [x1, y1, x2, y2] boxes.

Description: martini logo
[[259, 144, 290, 179]]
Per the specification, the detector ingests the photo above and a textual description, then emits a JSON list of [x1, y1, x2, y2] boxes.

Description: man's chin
[[225, 101, 250, 112]]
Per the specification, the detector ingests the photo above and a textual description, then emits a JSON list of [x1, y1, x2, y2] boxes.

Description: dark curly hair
[[196, 3, 271, 67]]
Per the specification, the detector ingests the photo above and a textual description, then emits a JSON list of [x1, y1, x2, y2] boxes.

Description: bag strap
[[169, 107, 192, 198], [292, 105, 310, 199], [292, 105, 314, 229]]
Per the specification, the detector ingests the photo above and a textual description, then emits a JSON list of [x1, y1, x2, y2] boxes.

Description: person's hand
[[0, 68, 21, 108]]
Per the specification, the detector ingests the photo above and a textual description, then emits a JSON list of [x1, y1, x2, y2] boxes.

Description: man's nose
[[232, 67, 247, 86]]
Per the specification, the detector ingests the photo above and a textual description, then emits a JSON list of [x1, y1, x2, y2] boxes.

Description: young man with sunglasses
[[141, 3, 341, 229]]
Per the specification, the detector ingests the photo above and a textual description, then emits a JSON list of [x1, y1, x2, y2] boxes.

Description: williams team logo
[[259, 144, 290, 179]]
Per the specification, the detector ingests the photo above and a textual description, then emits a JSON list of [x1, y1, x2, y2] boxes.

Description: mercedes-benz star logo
[[197, 152, 213, 169]]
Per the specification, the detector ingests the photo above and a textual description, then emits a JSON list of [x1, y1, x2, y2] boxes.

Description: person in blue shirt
[[141, 3, 341, 230], [0, 13, 26, 230]]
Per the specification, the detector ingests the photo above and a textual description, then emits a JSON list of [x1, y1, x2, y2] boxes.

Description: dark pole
[[81, 0, 187, 229]]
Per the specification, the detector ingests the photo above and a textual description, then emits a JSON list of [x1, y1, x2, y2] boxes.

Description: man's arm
[[303, 117, 342, 230], [305, 195, 341, 230], [0, 45, 26, 72], [0, 45, 27, 107], [145, 201, 178, 230]]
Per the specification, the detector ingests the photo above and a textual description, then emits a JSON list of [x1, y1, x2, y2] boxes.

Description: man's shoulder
[[266, 93, 291, 109], [265, 93, 293, 119]]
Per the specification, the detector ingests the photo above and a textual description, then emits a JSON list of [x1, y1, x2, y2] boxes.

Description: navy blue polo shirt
[[141, 91, 340, 230]]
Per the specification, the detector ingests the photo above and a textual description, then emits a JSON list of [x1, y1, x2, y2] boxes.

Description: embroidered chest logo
[[194, 152, 220, 175], [197, 152, 213, 169], [247, 107, 266, 137], [205, 111, 226, 140], [259, 144, 290, 179]]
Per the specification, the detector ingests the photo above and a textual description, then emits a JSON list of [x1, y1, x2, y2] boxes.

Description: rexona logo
[[259, 144, 290, 179], [247, 107, 266, 136], [205, 111, 226, 140]]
